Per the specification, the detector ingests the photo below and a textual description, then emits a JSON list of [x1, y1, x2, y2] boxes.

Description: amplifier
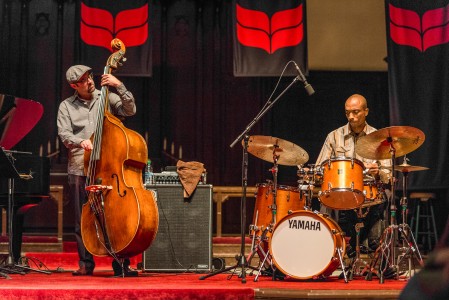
[[142, 184, 213, 272], [150, 171, 207, 185]]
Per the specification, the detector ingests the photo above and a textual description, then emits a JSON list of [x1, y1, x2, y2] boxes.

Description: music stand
[[0, 148, 51, 277]]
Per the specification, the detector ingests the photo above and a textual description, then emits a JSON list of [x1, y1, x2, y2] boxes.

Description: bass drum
[[269, 210, 345, 280]]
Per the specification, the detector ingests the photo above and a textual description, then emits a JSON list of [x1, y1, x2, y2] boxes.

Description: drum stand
[[365, 150, 423, 283], [349, 207, 377, 280], [246, 227, 277, 281], [247, 154, 286, 282]]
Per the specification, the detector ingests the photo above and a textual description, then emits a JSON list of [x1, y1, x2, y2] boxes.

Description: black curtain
[[386, 0, 449, 190], [0, 0, 391, 188], [0, 0, 396, 234]]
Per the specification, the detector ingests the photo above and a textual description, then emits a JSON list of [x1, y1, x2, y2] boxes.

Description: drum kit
[[245, 126, 427, 283]]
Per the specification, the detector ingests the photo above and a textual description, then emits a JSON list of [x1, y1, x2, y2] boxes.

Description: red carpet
[[0, 240, 409, 299]]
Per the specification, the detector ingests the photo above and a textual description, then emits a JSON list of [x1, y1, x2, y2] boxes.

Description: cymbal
[[383, 163, 429, 173], [244, 135, 309, 166], [355, 126, 425, 160]]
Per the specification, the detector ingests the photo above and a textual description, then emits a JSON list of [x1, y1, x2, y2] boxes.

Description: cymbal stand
[[362, 139, 398, 282], [377, 138, 399, 282], [248, 151, 282, 281], [297, 164, 317, 210], [270, 149, 280, 228], [396, 160, 424, 279], [367, 145, 424, 283]]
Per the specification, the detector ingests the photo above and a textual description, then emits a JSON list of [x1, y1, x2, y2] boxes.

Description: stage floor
[[0, 268, 408, 300]]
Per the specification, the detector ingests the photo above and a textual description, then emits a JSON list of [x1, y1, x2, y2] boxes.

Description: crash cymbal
[[355, 126, 425, 160], [383, 163, 429, 172], [244, 135, 309, 166]]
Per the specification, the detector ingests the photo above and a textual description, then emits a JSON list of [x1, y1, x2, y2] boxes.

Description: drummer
[[315, 93, 391, 258]]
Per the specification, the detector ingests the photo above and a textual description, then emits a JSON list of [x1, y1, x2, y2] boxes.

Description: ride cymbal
[[244, 135, 309, 166], [355, 126, 425, 160]]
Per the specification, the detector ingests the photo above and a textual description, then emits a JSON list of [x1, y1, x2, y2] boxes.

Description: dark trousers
[[338, 202, 386, 251], [68, 174, 131, 272], [68, 174, 95, 270]]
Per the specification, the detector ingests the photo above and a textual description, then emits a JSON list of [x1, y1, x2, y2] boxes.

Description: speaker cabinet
[[142, 184, 213, 272]]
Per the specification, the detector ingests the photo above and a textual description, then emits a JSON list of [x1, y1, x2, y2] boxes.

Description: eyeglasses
[[76, 72, 93, 84], [345, 109, 365, 116]]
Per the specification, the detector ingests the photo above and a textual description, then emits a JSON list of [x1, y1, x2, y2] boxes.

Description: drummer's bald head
[[345, 94, 368, 109]]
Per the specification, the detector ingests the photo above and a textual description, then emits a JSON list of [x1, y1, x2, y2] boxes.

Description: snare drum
[[270, 210, 346, 280], [363, 178, 379, 200], [251, 183, 305, 239], [319, 157, 365, 210]]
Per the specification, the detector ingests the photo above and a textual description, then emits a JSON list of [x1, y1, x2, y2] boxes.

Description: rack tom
[[319, 157, 365, 210]]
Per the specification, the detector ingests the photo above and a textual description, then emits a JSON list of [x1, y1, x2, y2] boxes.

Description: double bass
[[81, 39, 158, 260]]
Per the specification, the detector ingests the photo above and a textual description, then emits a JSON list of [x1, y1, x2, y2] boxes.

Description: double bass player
[[57, 65, 138, 277]]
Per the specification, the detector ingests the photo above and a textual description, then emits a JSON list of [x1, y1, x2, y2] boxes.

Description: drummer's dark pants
[[337, 202, 386, 257]]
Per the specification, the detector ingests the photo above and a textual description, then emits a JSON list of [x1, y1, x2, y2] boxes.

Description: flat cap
[[66, 65, 92, 83]]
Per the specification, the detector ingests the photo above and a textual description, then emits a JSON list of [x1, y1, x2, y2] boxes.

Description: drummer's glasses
[[345, 109, 365, 116]]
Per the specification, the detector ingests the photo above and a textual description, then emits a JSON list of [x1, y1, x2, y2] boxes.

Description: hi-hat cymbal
[[244, 135, 309, 166], [355, 126, 425, 160], [383, 163, 429, 172]]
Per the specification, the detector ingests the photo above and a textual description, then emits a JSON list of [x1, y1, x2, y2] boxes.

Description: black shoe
[[368, 238, 380, 250], [72, 266, 94, 276], [380, 266, 397, 279], [112, 259, 138, 277], [113, 266, 138, 277], [346, 245, 356, 258]]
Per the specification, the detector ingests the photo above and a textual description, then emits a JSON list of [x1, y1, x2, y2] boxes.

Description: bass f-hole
[[111, 173, 126, 197]]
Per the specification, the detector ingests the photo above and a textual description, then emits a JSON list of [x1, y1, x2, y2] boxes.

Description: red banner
[[78, 0, 152, 76], [233, 0, 308, 77]]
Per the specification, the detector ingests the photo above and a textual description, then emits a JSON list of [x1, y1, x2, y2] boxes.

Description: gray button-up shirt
[[57, 84, 136, 176]]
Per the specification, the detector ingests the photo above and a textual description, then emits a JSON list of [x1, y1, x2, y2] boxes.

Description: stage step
[[0, 235, 62, 253], [0, 236, 260, 270], [213, 242, 259, 268]]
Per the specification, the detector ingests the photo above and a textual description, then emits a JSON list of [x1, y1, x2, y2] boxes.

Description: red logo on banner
[[236, 4, 303, 54], [81, 2, 149, 51], [389, 3, 449, 52]]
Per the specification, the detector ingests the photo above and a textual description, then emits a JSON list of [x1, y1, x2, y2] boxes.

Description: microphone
[[293, 62, 315, 96]]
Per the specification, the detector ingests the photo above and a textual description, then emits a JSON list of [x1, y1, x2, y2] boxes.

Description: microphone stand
[[199, 75, 303, 283]]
